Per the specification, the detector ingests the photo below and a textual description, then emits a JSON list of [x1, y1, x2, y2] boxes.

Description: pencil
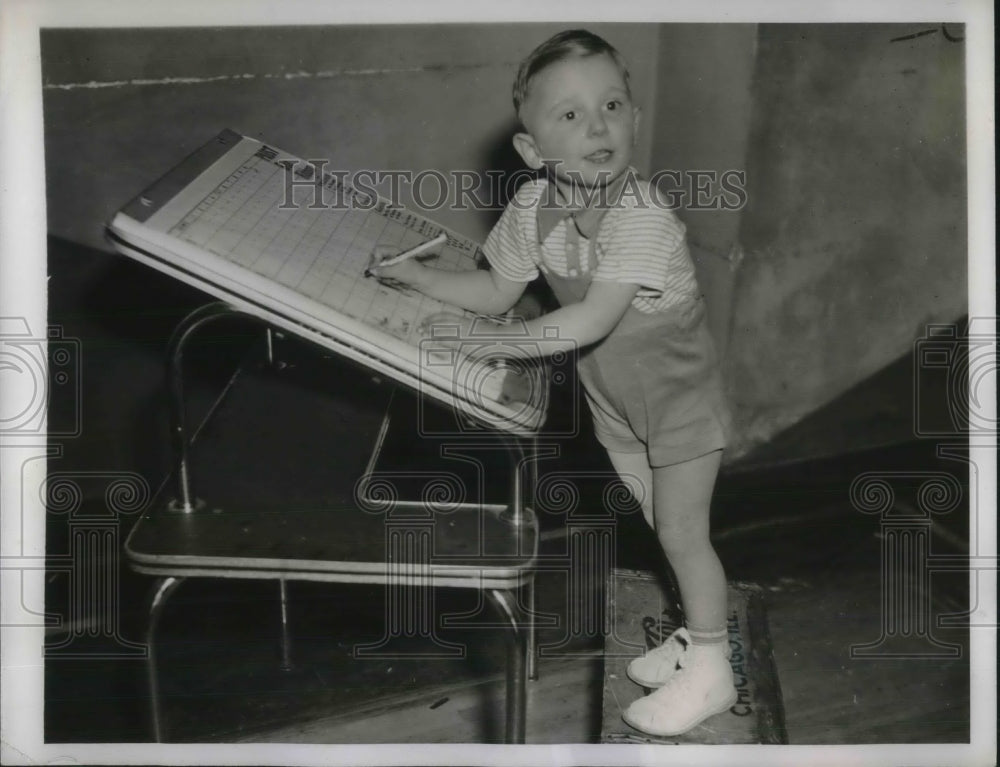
[[374, 233, 448, 269]]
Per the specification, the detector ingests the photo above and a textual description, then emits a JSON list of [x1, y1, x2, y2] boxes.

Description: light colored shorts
[[577, 297, 732, 468]]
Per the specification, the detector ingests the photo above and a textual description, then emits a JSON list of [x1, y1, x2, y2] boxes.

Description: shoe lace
[[646, 629, 688, 662]]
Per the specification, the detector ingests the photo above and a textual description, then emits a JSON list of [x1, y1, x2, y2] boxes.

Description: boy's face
[[513, 52, 640, 193]]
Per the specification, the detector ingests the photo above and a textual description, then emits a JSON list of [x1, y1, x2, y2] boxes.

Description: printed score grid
[[107, 129, 548, 432]]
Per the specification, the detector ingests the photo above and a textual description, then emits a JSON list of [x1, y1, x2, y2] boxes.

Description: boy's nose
[[587, 114, 609, 137]]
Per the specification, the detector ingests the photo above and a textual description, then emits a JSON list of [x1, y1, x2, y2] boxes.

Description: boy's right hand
[[366, 245, 424, 287]]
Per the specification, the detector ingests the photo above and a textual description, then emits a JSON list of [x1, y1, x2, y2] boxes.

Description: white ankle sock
[[686, 641, 729, 663]]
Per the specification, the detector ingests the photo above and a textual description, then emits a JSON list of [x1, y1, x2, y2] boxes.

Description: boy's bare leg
[[605, 449, 654, 528], [650, 450, 727, 635], [620, 449, 736, 736], [606, 448, 726, 632]]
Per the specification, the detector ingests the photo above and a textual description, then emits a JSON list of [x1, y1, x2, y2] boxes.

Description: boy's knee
[[640, 503, 654, 530], [656, 526, 711, 560]]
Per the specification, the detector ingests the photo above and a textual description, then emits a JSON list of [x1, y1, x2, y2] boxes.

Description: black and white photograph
[[0, 1, 994, 765]]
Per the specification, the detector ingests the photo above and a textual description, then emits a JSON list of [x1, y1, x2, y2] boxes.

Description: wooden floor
[[237, 654, 603, 744], [227, 563, 969, 745]]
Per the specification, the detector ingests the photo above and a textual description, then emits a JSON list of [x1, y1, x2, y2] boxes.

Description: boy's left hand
[[419, 312, 533, 360]]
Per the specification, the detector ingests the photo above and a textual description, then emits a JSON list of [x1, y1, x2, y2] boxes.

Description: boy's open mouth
[[585, 149, 614, 163]]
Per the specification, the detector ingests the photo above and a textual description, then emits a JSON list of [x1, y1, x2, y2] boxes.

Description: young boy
[[373, 29, 736, 736]]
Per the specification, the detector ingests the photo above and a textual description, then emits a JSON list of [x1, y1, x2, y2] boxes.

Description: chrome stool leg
[[146, 576, 185, 742], [487, 588, 528, 744], [279, 578, 293, 671]]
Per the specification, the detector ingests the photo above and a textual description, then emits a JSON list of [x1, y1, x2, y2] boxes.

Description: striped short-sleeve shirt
[[483, 174, 700, 314]]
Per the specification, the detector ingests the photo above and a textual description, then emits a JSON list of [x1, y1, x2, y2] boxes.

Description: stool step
[[600, 568, 787, 744]]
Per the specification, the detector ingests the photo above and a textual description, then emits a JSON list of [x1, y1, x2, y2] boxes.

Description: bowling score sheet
[[107, 129, 548, 433]]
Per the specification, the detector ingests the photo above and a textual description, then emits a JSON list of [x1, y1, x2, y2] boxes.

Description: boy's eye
[[606, 99, 621, 111], [562, 110, 576, 121]]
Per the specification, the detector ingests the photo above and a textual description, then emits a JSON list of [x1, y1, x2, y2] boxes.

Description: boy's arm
[[375, 259, 528, 315], [496, 279, 640, 355]]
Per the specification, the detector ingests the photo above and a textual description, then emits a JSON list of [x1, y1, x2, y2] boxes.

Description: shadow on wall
[[723, 23, 967, 460], [726, 315, 975, 469]]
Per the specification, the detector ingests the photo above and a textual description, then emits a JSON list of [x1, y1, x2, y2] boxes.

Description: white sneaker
[[626, 627, 691, 688], [622, 644, 738, 737], [627, 628, 732, 688]]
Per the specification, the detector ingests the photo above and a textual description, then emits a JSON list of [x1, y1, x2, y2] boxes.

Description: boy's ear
[[632, 105, 642, 145], [512, 132, 545, 170]]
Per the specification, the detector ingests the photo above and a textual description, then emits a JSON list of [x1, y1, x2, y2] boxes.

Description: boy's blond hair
[[512, 29, 632, 118]]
